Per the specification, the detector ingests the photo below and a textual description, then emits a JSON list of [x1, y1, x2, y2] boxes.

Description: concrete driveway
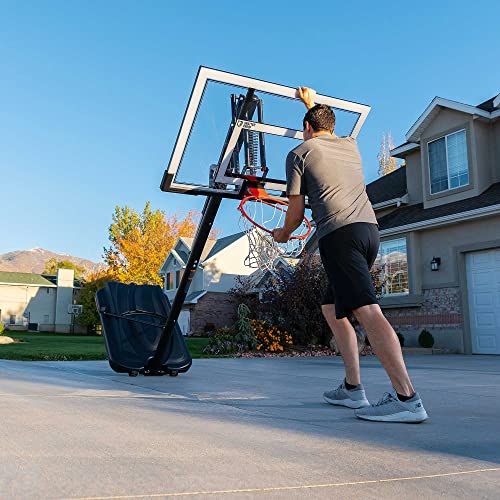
[[1, 355, 499, 499]]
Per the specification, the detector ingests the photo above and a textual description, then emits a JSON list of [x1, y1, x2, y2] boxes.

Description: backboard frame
[[161, 66, 371, 198]]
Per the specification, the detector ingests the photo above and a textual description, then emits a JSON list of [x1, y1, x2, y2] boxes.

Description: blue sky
[[1, 0, 499, 262]]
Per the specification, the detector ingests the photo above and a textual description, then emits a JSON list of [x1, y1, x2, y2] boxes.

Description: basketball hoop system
[[238, 181, 312, 272]]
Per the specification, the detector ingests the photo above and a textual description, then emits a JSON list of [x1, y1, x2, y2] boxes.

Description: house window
[[428, 129, 468, 194], [166, 272, 174, 290], [373, 238, 409, 296], [9, 315, 16, 325], [176, 270, 184, 288]]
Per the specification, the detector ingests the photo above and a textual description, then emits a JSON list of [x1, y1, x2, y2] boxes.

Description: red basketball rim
[[238, 195, 312, 240]]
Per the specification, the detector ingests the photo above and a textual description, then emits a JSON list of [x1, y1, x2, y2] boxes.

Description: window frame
[[427, 128, 469, 195], [175, 269, 184, 288], [376, 237, 409, 297], [166, 272, 175, 290]]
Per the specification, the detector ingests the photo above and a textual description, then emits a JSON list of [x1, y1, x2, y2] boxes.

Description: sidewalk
[[0, 355, 499, 499]]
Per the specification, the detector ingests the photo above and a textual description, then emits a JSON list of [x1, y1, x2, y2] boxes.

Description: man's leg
[[322, 303, 370, 409], [353, 303, 414, 397], [322, 304, 360, 385]]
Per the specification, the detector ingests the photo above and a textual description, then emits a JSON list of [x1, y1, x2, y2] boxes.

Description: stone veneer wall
[[383, 287, 464, 352], [190, 292, 239, 334]]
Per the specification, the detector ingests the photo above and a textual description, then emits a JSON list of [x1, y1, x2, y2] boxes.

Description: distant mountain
[[0, 248, 105, 277]]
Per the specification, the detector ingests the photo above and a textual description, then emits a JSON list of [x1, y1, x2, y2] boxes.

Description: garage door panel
[[474, 312, 495, 327], [471, 271, 492, 287], [472, 292, 493, 307], [477, 335, 497, 350], [466, 249, 500, 354]]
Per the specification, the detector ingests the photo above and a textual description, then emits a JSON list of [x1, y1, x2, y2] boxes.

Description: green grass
[[0, 332, 209, 361]]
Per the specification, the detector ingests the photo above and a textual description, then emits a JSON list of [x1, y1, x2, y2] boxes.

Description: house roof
[[378, 182, 500, 232], [477, 94, 500, 112], [41, 274, 82, 288], [204, 232, 246, 260], [366, 166, 407, 205], [178, 237, 217, 262], [391, 94, 500, 154], [178, 232, 246, 263], [0, 271, 56, 287], [184, 291, 207, 304]]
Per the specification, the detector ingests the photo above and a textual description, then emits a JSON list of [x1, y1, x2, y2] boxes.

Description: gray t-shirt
[[286, 135, 377, 240]]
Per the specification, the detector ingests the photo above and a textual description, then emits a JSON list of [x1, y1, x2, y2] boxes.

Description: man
[[273, 87, 428, 423]]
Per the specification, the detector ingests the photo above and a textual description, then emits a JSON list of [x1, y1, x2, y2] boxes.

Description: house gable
[[391, 93, 500, 212]]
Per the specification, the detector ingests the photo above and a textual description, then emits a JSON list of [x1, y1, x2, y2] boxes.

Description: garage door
[[466, 248, 500, 354], [178, 310, 191, 336]]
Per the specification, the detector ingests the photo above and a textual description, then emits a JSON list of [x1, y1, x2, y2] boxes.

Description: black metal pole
[[257, 99, 267, 170], [146, 195, 222, 373]]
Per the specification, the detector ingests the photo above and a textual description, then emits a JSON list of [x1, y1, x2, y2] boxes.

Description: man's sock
[[397, 392, 416, 402], [344, 379, 359, 391]]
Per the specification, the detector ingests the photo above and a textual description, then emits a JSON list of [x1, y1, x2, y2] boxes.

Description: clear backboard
[[161, 67, 371, 199]]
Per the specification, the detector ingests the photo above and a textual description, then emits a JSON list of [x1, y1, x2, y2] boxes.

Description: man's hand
[[298, 87, 317, 110], [272, 228, 291, 243]]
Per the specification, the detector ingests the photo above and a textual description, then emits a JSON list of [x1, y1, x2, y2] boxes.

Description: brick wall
[[383, 287, 464, 352], [190, 292, 238, 334]]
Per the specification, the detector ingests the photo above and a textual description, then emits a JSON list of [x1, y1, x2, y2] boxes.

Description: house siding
[[474, 120, 495, 194], [493, 121, 500, 183], [0, 285, 56, 327], [405, 151, 423, 204]]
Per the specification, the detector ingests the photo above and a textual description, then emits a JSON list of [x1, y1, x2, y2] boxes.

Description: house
[[0, 269, 82, 333], [376, 93, 500, 354], [301, 93, 500, 354], [159, 232, 254, 335]]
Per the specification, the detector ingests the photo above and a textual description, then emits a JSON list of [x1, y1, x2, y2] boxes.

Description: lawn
[[0, 332, 209, 361]]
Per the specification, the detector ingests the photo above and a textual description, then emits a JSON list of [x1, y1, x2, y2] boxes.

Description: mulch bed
[[237, 345, 374, 358]]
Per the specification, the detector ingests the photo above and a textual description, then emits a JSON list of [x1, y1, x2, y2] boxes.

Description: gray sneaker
[[355, 392, 428, 423], [323, 380, 370, 409]]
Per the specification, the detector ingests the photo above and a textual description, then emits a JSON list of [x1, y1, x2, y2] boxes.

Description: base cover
[[96, 281, 192, 375]]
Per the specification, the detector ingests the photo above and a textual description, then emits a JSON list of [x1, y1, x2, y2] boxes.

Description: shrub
[[0, 322, 4, 334], [418, 329, 435, 348], [203, 328, 244, 356], [251, 320, 292, 352], [231, 255, 331, 347], [233, 304, 258, 351]]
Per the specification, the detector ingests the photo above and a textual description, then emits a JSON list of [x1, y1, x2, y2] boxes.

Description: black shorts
[[319, 222, 380, 319]]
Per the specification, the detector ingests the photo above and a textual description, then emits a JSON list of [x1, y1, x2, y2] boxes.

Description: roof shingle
[[378, 182, 500, 231], [366, 166, 407, 205], [0, 271, 56, 286], [477, 94, 499, 113]]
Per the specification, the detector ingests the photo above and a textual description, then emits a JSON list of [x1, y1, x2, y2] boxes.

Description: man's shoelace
[[374, 392, 396, 406]]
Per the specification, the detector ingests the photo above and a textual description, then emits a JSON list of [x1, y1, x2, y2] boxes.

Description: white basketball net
[[238, 197, 311, 272]]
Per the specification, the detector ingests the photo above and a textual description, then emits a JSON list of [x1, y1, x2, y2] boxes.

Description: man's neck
[[311, 130, 336, 139]]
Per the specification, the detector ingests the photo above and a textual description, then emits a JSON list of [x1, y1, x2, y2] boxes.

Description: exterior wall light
[[431, 257, 441, 271]]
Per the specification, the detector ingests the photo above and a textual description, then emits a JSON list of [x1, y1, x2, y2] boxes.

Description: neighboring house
[[0, 269, 82, 333], [303, 92, 500, 354], [159, 232, 254, 335]]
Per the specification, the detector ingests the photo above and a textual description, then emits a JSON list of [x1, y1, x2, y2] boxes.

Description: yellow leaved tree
[[103, 202, 201, 286]]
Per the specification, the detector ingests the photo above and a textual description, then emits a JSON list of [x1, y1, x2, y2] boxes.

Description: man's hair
[[303, 104, 336, 133]]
